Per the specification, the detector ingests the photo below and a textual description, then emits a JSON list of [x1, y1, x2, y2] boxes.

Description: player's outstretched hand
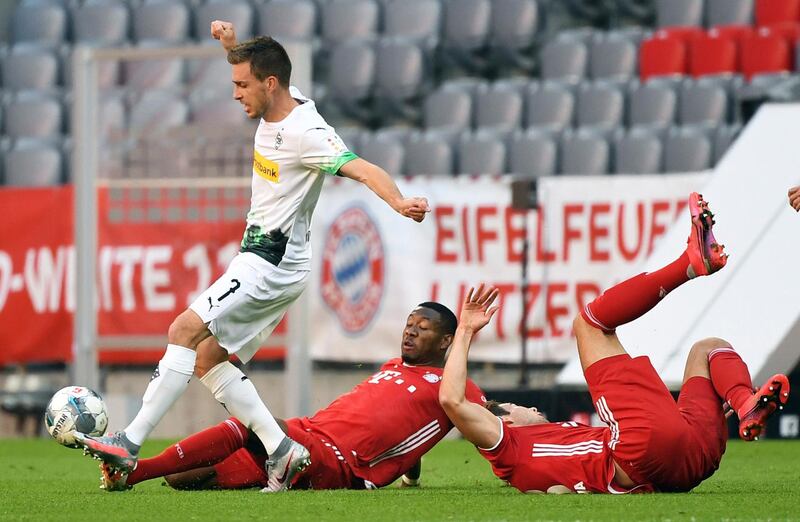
[[397, 197, 431, 223], [789, 186, 800, 212], [210, 20, 237, 51], [459, 284, 499, 334]]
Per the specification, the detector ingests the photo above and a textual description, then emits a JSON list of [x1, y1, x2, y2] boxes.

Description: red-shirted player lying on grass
[[440, 193, 791, 494], [98, 302, 485, 492]]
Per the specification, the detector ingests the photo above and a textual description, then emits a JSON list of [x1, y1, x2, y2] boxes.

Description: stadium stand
[[507, 129, 557, 177], [655, 0, 704, 28], [614, 127, 663, 174], [4, 139, 63, 186], [707, 0, 754, 27], [257, 0, 317, 42], [663, 125, 713, 172], [457, 130, 507, 175], [525, 81, 575, 134], [559, 129, 610, 175]]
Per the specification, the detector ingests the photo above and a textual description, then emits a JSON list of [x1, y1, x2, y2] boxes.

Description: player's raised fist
[[788, 186, 800, 212], [398, 197, 431, 223], [210, 20, 237, 51]]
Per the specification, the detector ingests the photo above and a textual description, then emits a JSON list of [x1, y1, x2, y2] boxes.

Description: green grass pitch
[[1, 438, 798, 521]]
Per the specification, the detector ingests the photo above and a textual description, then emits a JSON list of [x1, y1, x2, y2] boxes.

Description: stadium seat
[[656, 0, 704, 28], [606, 26, 650, 46], [194, 0, 254, 42], [590, 37, 637, 82], [72, 1, 129, 45], [760, 21, 800, 43], [383, 0, 442, 49], [713, 123, 742, 162], [559, 129, 610, 175], [358, 134, 405, 175], [321, 0, 379, 45], [186, 56, 233, 92], [423, 87, 473, 132], [404, 131, 454, 176], [754, 0, 800, 26], [614, 127, 663, 174], [654, 26, 705, 43], [440, 77, 491, 97], [4, 140, 63, 186], [474, 83, 524, 132], [10, 4, 66, 46], [740, 32, 792, 79], [1, 45, 59, 91], [708, 25, 755, 47], [132, 1, 190, 43], [333, 126, 364, 154], [128, 91, 189, 133], [189, 94, 247, 126], [575, 82, 625, 131], [257, 0, 317, 41], [554, 27, 598, 44], [689, 34, 738, 77], [3, 93, 63, 140], [540, 40, 588, 84], [639, 36, 688, 80], [679, 81, 729, 126], [123, 42, 184, 90], [372, 126, 416, 146], [457, 131, 507, 175], [326, 42, 376, 122], [373, 39, 426, 122], [507, 129, 557, 177], [707, 0, 753, 26], [664, 126, 712, 172], [525, 81, 575, 133], [99, 95, 127, 139], [488, 0, 538, 71], [441, 0, 492, 72]]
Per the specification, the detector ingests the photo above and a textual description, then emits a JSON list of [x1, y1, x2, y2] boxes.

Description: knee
[[689, 337, 732, 358], [168, 311, 204, 348]]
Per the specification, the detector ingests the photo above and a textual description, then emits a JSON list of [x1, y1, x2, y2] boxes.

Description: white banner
[[309, 173, 709, 363]]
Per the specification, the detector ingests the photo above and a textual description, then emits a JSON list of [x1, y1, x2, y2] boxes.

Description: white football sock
[[124, 344, 196, 447], [200, 361, 286, 455]]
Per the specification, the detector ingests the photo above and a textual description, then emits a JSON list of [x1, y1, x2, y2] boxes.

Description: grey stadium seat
[[405, 132, 454, 176], [679, 82, 728, 127], [614, 128, 663, 174], [423, 87, 473, 132], [508, 130, 558, 177], [706, 0, 752, 27], [4, 94, 62, 140], [590, 38, 637, 82], [258, 0, 317, 41], [1, 45, 59, 91], [72, 1, 129, 45], [664, 127, 712, 172], [327, 42, 376, 102], [628, 82, 677, 129], [189, 95, 247, 126], [576, 82, 625, 131], [540, 40, 588, 84], [474, 84, 524, 132], [123, 42, 184, 90], [358, 135, 405, 175], [441, 0, 492, 71], [129, 91, 189, 133], [321, 0, 379, 45], [374, 39, 425, 104], [194, 1, 254, 42], [4, 141, 62, 186], [11, 4, 67, 45], [554, 28, 598, 44], [132, 1, 189, 43], [656, 0, 704, 28], [186, 56, 233, 91], [384, 0, 442, 48], [713, 123, 742, 163], [560, 130, 610, 175], [440, 77, 490, 97], [457, 132, 507, 175], [489, 0, 538, 69], [525, 82, 575, 134]]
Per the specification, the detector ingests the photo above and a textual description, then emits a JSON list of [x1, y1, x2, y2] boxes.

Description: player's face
[[499, 402, 548, 426], [231, 62, 272, 119], [401, 308, 448, 365]]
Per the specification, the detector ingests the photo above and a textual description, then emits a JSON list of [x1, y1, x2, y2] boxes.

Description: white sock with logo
[[200, 361, 286, 455], [124, 344, 196, 447]]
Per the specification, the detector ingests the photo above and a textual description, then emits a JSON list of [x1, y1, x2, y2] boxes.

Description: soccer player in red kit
[[99, 301, 485, 492], [440, 193, 790, 494]]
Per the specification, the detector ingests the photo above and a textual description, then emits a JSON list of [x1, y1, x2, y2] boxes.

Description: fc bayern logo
[[321, 206, 385, 333]]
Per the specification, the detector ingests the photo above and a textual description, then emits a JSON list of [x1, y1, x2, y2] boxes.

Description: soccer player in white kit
[[76, 21, 431, 492]]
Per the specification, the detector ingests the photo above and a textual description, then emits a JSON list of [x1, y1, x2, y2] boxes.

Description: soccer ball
[[44, 386, 109, 448]]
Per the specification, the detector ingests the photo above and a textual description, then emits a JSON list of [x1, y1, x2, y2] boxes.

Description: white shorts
[[189, 252, 309, 363]]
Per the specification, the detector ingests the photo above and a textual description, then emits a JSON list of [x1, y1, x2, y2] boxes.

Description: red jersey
[[479, 420, 647, 494], [302, 358, 485, 487]]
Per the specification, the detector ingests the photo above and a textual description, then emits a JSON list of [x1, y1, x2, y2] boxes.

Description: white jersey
[[241, 86, 357, 271]]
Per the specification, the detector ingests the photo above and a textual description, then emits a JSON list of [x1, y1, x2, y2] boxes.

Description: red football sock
[[581, 252, 691, 332], [708, 347, 754, 412], [128, 418, 248, 486]]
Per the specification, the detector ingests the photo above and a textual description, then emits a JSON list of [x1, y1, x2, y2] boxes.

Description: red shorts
[[213, 418, 359, 490], [584, 354, 728, 492]]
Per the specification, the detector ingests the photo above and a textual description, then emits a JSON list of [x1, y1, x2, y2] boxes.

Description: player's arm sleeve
[[476, 418, 516, 481], [299, 127, 359, 176]]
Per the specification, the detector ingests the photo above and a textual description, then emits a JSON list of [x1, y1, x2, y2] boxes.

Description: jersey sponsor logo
[[321, 206, 385, 334], [253, 148, 279, 182]]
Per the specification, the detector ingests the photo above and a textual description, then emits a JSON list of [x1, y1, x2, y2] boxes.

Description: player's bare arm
[[338, 158, 430, 223], [439, 285, 501, 449], [789, 186, 800, 212], [211, 20, 237, 51]]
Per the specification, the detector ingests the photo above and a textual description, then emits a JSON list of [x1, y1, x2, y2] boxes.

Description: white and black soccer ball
[[44, 386, 108, 448]]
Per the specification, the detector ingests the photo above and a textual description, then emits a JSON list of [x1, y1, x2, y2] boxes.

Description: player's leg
[[164, 467, 218, 490]]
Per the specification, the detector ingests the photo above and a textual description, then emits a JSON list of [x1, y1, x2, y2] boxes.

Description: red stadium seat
[[690, 34, 738, 77], [740, 33, 792, 79], [654, 26, 705, 43], [640, 36, 688, 80], [709, 25, 755, 47], [755, 0, 800, 26], [760, 21, 800, 43]]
